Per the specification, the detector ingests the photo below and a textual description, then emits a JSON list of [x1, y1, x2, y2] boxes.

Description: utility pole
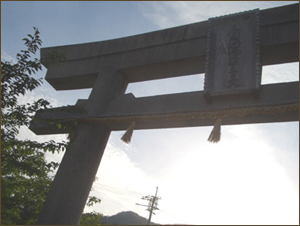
[[147, 187, 159, 225], [136, 187, 161, 225]]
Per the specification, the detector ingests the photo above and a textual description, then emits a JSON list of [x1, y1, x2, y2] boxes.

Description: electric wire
[[95, 183, 144, 197], [92, 183, 181, 223], [93, 183, 145, 198], [94, 186, 141, 198], [157, 204, 181, 222]]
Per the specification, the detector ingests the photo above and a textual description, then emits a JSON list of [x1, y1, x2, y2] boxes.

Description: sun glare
[[152, 124, 299, 224]]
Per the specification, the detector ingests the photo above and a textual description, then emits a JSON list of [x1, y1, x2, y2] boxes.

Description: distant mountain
[[100, 211, 160, 225]]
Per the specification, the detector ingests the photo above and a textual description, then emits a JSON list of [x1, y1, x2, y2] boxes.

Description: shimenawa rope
[[56, 102, 298, 144]]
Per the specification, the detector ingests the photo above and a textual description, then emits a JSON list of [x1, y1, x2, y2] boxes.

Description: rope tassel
[[208, 118, 222, 143], [121, 121, 136, 143]]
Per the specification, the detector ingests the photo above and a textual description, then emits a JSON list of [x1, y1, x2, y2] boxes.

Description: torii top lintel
[[31, 4, 299, 225], [41, 3, 299, 91]]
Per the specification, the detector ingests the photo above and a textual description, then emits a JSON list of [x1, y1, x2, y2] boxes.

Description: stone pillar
[[36, 69, 128, 225]]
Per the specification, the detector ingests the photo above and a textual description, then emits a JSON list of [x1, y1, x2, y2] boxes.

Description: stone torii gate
[[30, 4, 298, 225]]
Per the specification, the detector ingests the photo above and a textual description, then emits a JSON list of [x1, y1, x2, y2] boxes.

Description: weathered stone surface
[[32, 4, 299, 225], [41, 4, 298, 90], [36, 123, 110, 225], [36, 70, 128, 225], [30, 81, 299, 134], [204, 9, 260, 98]]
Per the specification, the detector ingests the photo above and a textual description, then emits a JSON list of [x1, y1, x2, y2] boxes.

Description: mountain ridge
[[100, 211, 161, 225]]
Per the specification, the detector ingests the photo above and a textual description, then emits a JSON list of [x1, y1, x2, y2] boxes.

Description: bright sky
[[1, 1, 299, 225]]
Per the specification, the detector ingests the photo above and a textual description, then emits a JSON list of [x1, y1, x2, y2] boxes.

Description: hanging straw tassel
[[208, 118, 222, 143], [121, 121, 136, 143]]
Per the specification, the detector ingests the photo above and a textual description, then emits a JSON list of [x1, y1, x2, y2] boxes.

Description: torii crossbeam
[[31, 4, 299, 225]]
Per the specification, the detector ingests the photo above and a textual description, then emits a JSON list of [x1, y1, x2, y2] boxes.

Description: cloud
[[2, 48, 69, 165], [4, 2, 297, 224], [81, 121, 299, 224], [1, 47, 65, 108], [262, 62, 299, 84], [126, 74, 204, 98], [1, 49, 17, 63], [85, 140, 158, 216], [136, 1, 295, 29], [149, 124, 299, 224]]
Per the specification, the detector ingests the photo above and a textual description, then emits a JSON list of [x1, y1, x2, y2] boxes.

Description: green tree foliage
[[80, 211, 104, 225], [1, 27, 102, 225]]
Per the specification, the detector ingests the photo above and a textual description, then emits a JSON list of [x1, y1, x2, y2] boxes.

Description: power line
[[96, 183, 143, 195], [93, 183, 179, 223], [136, 186, 161, 225], [158, 205, 181, 222], [93, 183, 144, 198], [94, 186, 141, 198]]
